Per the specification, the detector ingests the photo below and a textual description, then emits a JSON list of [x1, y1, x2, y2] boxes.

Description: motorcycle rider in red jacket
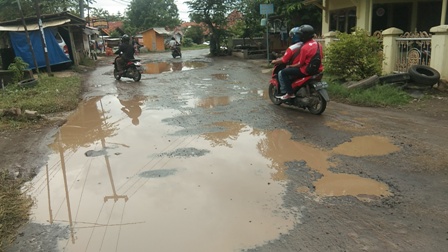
[[274, 25, 324, 100]]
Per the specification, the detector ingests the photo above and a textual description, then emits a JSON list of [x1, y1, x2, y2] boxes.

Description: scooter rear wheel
[[133, 72, 141, 82], [114, 68, 121, 80], [268, 84, 282, 105], [307, 90, 327, 115]]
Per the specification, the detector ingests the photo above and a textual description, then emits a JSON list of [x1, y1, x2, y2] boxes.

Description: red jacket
[[281, 42, 303, 65], [297, 39, 324, 75]]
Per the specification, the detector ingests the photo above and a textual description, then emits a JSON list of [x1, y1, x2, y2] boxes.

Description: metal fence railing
[[394, 34, 431, 73]]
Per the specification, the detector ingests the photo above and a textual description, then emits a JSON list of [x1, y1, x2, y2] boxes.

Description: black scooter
[[112, 55, 142, 82], [171, 45, 182, 58]]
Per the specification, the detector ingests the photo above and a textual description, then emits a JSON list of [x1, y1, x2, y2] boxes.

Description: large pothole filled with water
[[141, 61, 208, 74]]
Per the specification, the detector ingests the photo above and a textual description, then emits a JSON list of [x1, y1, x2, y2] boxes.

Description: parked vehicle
[[112, 55, 142, 82], [55, 32, 70, 59], [268, 64, 329, 115]]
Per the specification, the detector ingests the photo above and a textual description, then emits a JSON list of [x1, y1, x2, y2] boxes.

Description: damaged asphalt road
[[7, 49, 448, 252]]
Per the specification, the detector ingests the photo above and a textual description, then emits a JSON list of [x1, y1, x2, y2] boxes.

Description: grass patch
[[0, 74, 82, 129], [326, 79, 412, 107], [0, 170, 33, 250]]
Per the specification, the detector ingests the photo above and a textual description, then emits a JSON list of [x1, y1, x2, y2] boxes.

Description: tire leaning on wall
[[408, 65, 440, 86], [18, 78, 38, 88], [379, 73, 411, 84]]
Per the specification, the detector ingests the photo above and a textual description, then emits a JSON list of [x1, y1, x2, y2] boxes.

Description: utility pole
[[34, 0, 52, 76], [16, 0, 39, 74], [79, 0, 84, 18]]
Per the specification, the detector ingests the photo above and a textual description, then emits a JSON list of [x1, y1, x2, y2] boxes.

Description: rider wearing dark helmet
[[271, 26, 303, 95], [275, 24, 324, 100], [115, 34, 135, 75]]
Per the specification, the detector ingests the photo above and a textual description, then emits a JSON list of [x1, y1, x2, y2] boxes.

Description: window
[[330, 8, 356, 33]]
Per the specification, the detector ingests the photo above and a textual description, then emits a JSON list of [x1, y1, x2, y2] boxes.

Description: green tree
[[186, 0, 237, 55], [126, 0, 180, 31], [235, 0, 264, 39], [0, 0, 96, 21], [89, 7, 111, 20], [250, 0, 322, 34], [184, 25, 205, 44]]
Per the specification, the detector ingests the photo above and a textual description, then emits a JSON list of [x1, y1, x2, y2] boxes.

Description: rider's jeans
[[279, 67, 306, 94]]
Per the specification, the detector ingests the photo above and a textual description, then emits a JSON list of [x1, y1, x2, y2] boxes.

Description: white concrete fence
[[323, 25, 448, 81]]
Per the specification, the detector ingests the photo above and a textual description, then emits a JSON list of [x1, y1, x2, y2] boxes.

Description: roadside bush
[[325, 29, 383, 82], [182, 37, 194, 47], [7, 57, 29, 83]]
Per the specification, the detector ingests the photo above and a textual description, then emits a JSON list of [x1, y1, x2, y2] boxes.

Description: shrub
[[182, 37, 194, 47], [7, 57, 29, 83], [325, 29, 383, 82]]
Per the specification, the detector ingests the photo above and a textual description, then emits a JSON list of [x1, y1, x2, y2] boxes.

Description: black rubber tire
[[18, 78, 38, 88], [133, 72, 141, 82], [408, 65, 440, 86], [307, 89, 327, 115], [268, 84, 282, 105], [113, 68, 121, 80], [347, 75, 379, 89], [379, 73, 411, 84]]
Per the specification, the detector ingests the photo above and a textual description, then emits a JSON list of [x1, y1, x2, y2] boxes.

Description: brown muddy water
[[27, 95, 400, 251], [142, 61, 207, 74]]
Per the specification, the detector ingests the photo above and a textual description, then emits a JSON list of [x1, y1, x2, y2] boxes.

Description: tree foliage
[[0, 0, 95, 21], [234, 0, 264, 38], [184, 25, 206, 44], [126, 0, 180, 31], [88, 7, 123, 22], [186, 0, 237, 55], [246, 0, 322, 34]]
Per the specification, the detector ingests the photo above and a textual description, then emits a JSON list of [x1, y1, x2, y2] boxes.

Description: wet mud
[[7, 49, 448, 252]]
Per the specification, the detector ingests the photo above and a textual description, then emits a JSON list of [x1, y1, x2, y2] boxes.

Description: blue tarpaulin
[[9, 28, 71, 70]]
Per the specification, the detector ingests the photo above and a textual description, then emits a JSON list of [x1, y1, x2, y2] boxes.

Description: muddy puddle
[[27, 95, 400, 251], [28, 95, 296, 252], [142, 61, 207, 74]]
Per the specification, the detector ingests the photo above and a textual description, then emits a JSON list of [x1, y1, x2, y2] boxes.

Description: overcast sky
[[89, 0, 190, 22]]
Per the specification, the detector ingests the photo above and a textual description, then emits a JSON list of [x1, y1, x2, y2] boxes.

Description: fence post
[[429, 25, 448, 80], [381, 28, 403, 74], [324, 31, 338, 47]]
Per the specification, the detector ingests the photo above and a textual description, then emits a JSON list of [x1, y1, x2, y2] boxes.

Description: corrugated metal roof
[[84, 26, 99, 35], [0, 19, 71, 32], [141, 27, 172, 35], [153, 27, 172, 35]]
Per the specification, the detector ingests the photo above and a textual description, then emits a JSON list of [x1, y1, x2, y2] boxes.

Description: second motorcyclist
[[115, 34, 135, 76], [168, 37, 181, 57]]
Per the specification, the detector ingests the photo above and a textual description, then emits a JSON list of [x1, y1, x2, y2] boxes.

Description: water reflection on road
[[29, 95, 296, 252], [28, 94, 400, 251]]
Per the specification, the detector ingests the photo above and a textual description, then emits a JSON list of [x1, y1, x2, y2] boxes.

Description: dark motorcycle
[[268, 64, 329, 115], [113, 55, 142, 82], [171, 45, 182, 58]]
